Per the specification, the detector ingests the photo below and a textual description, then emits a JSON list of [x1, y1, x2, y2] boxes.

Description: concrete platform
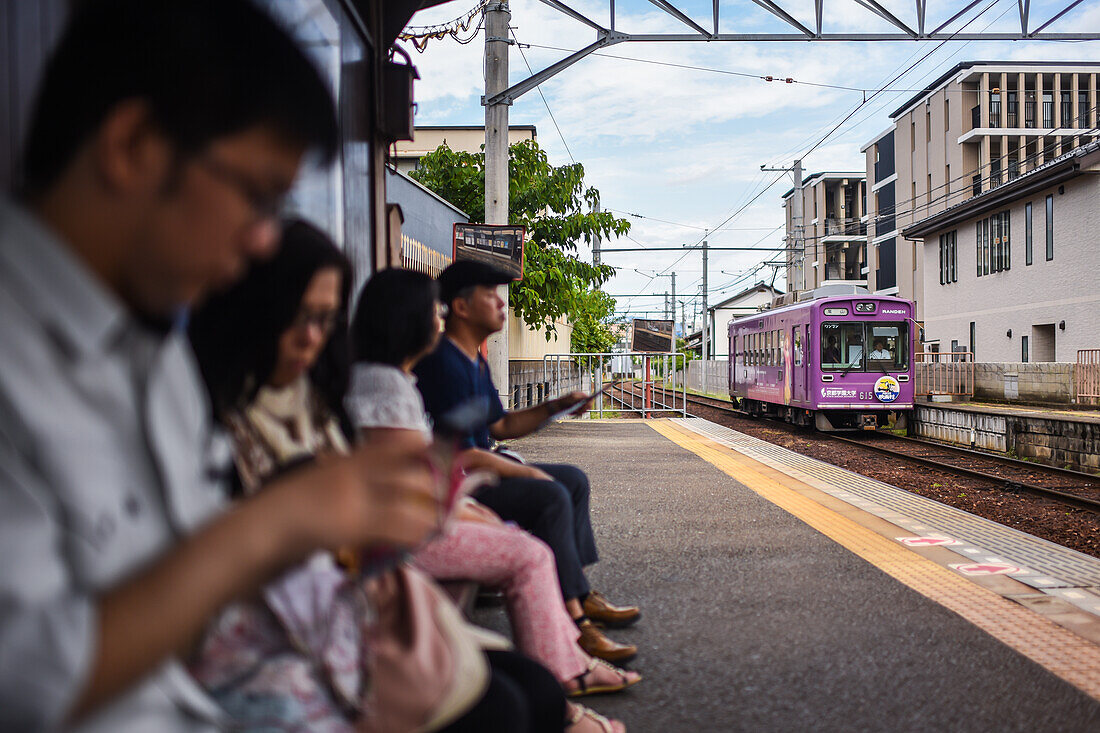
[[481, 419, 1100, 732]]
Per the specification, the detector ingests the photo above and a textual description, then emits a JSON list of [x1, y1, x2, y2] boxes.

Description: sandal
[[567, 656, 642, 697], [567, 703, 626, 733]]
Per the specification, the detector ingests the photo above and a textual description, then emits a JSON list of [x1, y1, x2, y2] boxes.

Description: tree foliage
[[409, 140, 629, 341], [568, 289, 620, 354]]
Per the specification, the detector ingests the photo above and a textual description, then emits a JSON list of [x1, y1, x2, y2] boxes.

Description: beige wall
[[509, 308, 572, 360], [393, 126, 537, 174]]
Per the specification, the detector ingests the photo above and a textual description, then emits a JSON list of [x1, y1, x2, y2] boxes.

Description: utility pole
[[792, 159, 804, 292], [701, 233, 709, 362], [763, 159, 804, 293], [663, 292, 669, 320], [483, 1, 510, 405]]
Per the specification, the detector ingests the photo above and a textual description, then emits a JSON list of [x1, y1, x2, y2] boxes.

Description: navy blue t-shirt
[[414, 337, 505, 449]]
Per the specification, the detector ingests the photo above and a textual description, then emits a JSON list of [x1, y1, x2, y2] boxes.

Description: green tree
[[410, 140, 629, 340], [568, 289, 620, 354]]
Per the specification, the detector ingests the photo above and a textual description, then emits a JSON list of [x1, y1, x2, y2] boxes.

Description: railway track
[[615, 385, 1100, 514]]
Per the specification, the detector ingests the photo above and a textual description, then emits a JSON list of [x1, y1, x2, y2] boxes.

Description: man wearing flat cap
[[415, 260, 642, 663]]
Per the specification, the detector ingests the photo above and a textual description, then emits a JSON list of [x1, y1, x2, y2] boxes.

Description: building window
[[939, 230, 957, 284], [1079, 91, 1089, 127], [1043, 92, 1053, 128], [1061, 90, 1072, 128], [926, 109, 932, 141], [1046, 194, 1054, 260], [970, 321, 977, 359], [945, 98, 950, 129], [1025, 92, 1036, 128], [1007, 91, 1018, 127], [1025, 202, 1033, 265], [1021, 335, 1029, 363], [911, 121, 916, 151], [945, 165, 951, 197], [976, 211, 1010, 276], [989, 92, 1001, 127]]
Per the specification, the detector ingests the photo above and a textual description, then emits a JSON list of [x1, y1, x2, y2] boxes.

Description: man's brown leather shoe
[[583, 590, 640, 629], [577, 619, 637, 664]]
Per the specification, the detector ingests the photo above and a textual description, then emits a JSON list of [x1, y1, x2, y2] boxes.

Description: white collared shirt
[[0, 200, 228, 731]]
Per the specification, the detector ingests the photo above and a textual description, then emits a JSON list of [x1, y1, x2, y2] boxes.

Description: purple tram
[[727, 293, 915, 431]]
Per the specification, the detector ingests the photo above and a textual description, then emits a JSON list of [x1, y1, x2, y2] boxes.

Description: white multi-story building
[[862, 61, 1100, 322], [904, 140, 1100, 362], [783, 172, 867, 293]]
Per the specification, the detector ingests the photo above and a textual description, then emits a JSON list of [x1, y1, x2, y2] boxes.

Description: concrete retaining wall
[[912, 404, 1100, 473], [972, 362, 1076, 404]]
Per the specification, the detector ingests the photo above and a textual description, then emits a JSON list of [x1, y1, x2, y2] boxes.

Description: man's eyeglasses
[[290, 308, 340, 335], [198, 156, 286, 222]]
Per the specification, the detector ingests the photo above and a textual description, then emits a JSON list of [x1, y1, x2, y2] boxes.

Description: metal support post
[[484, 1, 511, 406], [701, 234, 709, 362], [593, 200, 601, 266], [670, 271, 677, 336]]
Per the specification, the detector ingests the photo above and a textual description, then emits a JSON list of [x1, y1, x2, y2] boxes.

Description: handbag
[[361, 563, 489, 733]]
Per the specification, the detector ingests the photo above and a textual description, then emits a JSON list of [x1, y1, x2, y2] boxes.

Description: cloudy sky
[[400, 0, 1100, 328]]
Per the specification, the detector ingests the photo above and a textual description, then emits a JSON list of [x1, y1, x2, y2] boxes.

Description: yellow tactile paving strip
[[648, 418, 1100, 701]]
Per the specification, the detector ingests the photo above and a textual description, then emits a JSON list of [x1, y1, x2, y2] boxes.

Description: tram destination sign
[[631, 319, 674, 353], [453, 223, 525, 279]]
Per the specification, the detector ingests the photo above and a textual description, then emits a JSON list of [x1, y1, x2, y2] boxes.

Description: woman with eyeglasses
[[347, 268, 636, 732], [187, 220, 577, 732]]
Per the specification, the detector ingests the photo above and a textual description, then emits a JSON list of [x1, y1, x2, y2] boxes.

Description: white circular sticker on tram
[[873, 375, 900, 403]]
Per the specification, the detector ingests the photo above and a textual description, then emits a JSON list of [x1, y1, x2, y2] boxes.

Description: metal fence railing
[[1077, 349, 1100, 404], [915, 351, 974, 397], [542, 352, 687, 418]]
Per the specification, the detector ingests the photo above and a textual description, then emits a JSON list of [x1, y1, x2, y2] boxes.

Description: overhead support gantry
[[484, 0, 1100, 106]]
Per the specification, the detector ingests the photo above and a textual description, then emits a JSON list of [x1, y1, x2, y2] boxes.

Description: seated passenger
[[414, 261, 642, 665], [346, 268, 641, 707], [823, 335, 841, 364], [869, 339, 892, 360], [189, 221, 619, 732], [0, 3, 439, 729]]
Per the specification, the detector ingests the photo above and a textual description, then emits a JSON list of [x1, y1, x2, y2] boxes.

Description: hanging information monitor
[[453, 223, 525, 279]]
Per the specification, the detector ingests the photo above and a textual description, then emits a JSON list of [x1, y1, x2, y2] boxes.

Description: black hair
[[19, 0, 337, 197], [189, 218, 352, 427], [350, 269, 440, 367]]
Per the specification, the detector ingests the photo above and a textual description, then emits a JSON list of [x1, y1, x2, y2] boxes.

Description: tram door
[[791, 325, 807, 403]]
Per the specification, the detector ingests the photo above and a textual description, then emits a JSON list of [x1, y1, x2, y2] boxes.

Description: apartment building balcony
[[822, 217, 867, 241], [824, 241, 866, 282]]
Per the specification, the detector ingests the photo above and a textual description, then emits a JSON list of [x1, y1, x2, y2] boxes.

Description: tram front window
[[821, 322, 864, 370], [868, 324, 908, 371], [821, 322, 908, 372]]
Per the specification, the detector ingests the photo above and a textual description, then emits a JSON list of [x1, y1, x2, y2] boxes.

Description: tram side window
[[821, 322, 865, 370]]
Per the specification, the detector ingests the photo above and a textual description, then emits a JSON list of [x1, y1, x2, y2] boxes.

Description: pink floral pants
[[414, 520, 589, 683]]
